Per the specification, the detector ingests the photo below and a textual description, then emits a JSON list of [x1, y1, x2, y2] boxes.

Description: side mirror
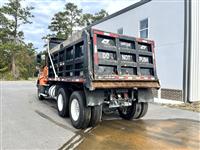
[[36, 54, 45, 64], [36, 54, 41, 64]]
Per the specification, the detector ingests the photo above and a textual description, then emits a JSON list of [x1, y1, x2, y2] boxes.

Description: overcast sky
[[0, 0, 138, 51]]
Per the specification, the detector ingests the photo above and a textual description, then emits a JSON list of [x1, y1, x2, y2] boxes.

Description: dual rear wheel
[[56, 89, 102, 129], [56, 88, 148, 129], [118, 102, 148, 120]]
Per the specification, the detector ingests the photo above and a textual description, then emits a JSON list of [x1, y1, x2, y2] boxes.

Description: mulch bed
[[163, 101, 200, 112]]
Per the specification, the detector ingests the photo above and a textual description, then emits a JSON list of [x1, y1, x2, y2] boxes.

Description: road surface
[[0, 81, 199, 150]]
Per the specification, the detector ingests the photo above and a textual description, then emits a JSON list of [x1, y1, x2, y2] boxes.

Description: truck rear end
[[37, 29, 160, 129], [90, 29, 159, 89]]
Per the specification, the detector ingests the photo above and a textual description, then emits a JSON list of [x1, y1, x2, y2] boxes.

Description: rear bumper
[[91, 80, 160, 89]]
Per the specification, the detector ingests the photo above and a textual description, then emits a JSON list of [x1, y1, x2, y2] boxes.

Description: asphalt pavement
[[0, 81, 199, 150]]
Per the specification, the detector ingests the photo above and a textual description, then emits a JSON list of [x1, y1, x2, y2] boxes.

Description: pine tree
[[92, 9, 108, 23], [48, 2, 82, 39], [82, 9, 108, 26], [48, 3, 108, 39], [0, 0, 34, 79]]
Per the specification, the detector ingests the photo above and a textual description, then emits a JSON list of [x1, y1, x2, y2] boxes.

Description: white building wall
[[93, 0, 185, 90], [189, 0, 200, 101]]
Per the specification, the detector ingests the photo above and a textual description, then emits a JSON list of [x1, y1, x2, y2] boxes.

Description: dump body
[[47, 29, 159, 90], [37, 28, 160, 129]]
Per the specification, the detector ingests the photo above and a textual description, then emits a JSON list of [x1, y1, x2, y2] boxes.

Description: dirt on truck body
[[91, 80, 159, 89], [37, 28, 160, 129]]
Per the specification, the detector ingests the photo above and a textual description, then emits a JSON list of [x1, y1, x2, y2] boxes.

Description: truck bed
[[47, 29, 160, 90]]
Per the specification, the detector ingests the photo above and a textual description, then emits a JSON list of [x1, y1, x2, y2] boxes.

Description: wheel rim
[[57, 94, 64, 111], [71, 99, 80, 121]]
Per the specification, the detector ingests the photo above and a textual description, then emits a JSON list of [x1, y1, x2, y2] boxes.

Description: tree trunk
[[11, 55, 16, 79], [12, 11, 19, 79]]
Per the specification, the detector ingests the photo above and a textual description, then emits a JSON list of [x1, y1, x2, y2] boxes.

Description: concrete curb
[[153, 98, 184, 104]]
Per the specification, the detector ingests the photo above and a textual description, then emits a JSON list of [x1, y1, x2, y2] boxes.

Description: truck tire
[[69, 91, 91, 129], [57, 88, 69, 117], [137, 102, 148, 118], [118, 102, 142, 120], [90, 105, 102, 127]]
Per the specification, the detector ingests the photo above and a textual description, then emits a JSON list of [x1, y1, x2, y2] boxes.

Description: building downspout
[[183, 0, 191, 102]]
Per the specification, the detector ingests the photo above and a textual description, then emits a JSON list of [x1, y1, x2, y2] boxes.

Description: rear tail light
[[124, 93, 128, 99]]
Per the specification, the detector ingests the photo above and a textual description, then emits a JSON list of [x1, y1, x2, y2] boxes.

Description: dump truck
[[37, 28, 160, 129]]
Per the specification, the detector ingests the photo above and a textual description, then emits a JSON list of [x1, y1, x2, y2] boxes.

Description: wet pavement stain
[[58, 127, 94, 150], [34, 102, 200, 150], [75, 119, 200, 150]]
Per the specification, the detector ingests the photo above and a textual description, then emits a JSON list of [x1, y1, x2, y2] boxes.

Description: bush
[[0, 72, 15, 80]]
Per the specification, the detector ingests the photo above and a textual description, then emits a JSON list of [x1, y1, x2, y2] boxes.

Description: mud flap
[[84, 88, 104, 106], [138, 88, 154, 102]]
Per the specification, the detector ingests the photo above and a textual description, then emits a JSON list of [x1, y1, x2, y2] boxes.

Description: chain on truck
[[36, 28, 160, 129]]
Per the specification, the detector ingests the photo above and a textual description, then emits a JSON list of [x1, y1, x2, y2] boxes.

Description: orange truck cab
[[37, 66, 49, 100], [38, 66, 48, 86]]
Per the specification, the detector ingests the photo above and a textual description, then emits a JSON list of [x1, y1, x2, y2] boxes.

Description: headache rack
[[47, 29, 160, 90]]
